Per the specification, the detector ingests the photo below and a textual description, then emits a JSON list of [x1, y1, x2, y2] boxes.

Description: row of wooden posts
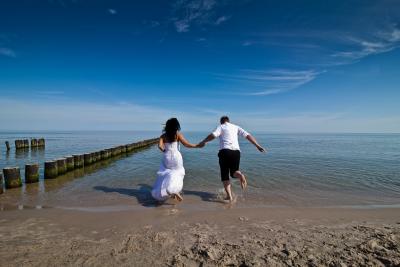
[[0, 138, 158, 193], [5, 138, 46, 151]]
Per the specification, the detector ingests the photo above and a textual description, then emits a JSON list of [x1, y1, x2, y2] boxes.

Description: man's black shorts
[[218, 149, 241, 181]]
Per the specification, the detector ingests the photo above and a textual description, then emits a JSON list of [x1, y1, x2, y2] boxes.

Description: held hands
[[196, 141, 206, 148]]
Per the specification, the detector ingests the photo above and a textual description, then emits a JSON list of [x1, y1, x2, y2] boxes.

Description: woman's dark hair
[[163, 118, 181, 142]]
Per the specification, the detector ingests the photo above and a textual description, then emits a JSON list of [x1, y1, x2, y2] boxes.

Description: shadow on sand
[[93, 184, 160, 207], [93, 184, 224, 206], [183, 190, 224, 203]]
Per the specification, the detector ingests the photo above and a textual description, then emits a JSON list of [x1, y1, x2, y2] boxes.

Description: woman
[[151, 118, 201, 202]]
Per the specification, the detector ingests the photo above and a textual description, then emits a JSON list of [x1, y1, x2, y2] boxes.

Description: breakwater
[[0, 138, 158, 192]]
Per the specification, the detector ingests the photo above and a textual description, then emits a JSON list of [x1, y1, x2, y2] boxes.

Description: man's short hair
[[220, 116, 230, 124]]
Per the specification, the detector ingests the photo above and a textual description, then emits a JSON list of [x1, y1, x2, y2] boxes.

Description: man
[[199, 116, 266, 202]]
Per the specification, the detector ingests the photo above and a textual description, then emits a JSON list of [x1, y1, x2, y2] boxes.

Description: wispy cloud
[[217, 69, 322, 96], [0, 47, 16, 58], [142, 20, 161, 28], [215, 15, 230, 25], [242, 41, 253, 46], [332, 26, 400, 62], [171, 0, 228, 33]]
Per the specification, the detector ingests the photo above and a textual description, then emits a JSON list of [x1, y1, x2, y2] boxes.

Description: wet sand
[[1, 202, 400, 266]]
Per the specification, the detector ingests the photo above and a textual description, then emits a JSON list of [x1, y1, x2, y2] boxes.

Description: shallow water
[[0, 131, 399, 209]]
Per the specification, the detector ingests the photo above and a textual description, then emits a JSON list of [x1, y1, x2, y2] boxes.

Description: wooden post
[[30, 138, 37, 148], [38, 138, 45, 147], [25, 163, 39, 183], [23, 139, 29, 148], [94, 151, 101, 162], [66, 156, 74, 171], [0, 173, 3, 194], [121, 145, 127, 154], [84, 153, 92, 165], [5, 141, 10, 151], [100, 150, 108, 160], [111, 147, 117, 157], [106, 149, 112, 158], [90, 152, 97, 163], [73, 154, 84, 168], [56, 158, 67, 175], [92, 152, 97, 162], [44, 161, 58, 179], [3, 167, 22, 188]]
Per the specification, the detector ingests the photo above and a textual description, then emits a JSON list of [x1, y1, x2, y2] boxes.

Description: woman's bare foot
[[172, 193, 183, 202]]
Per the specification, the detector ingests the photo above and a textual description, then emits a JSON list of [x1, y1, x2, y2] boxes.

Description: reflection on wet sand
[[0, 203, 51, 211]]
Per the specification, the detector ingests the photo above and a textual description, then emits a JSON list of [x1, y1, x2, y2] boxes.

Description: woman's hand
[[158, 135, 165, 152]]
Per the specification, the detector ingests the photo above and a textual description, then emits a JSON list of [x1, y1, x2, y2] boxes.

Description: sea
[[0, 131, 399, 211]]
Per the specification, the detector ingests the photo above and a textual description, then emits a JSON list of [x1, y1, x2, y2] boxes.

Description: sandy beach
[[1, 203, 399, 266]]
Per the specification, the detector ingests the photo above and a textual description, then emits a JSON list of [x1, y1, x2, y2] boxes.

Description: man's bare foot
[[240, 174, 247, 190], [223, 195, 237, 204], [223, 194, 236, 204]]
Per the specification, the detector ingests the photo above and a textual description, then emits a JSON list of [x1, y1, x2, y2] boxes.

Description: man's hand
[[256, 145, 266, 153]]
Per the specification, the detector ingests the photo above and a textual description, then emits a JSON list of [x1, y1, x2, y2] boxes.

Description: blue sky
[[0, 0, 399, 132]]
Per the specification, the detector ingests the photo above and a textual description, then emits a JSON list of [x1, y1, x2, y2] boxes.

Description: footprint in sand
[[167, 209, 180, 215], [239, 216, 249, 222]]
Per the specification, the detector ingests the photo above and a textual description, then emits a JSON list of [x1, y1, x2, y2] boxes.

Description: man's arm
[[198, 133, 215, 147], [246, 135, 266, 153]]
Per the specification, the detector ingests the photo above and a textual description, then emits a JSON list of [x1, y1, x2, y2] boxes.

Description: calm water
[[0, 131, 399, 209]]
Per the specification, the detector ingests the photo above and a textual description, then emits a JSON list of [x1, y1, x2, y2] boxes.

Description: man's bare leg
[[233, 170, 247, 190], [223, 180, 234, 202]]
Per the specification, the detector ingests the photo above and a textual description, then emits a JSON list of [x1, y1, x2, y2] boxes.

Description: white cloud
[[0, 47, 16, 58], [215, 15, 229, 25], [390, 29, 400, 42], [171, 0, 229, 33], [174, 20, 190, 33], [108, 9, 117, 15], [217, 69, 322, 96]]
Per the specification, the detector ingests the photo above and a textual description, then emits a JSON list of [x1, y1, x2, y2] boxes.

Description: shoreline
[[1, 204, 399, 266]]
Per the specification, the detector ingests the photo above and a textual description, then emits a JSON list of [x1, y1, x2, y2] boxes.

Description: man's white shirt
[[212, 122, 249, 151]]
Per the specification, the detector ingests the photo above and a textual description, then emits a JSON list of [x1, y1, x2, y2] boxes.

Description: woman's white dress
[[151, 141, 185, 201]]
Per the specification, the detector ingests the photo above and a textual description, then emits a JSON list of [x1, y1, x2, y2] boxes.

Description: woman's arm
[[178, 133, 199, 148], [158, 135, 165, 152]]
